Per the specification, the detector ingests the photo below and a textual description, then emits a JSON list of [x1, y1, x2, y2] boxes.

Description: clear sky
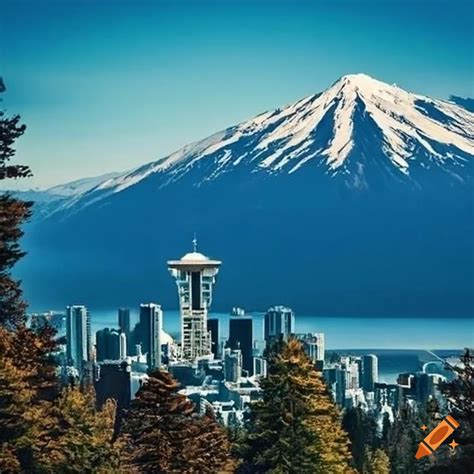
[[1, 0, 473, 190]]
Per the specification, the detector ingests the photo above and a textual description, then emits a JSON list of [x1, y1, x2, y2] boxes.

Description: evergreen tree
[[0, 81, 121, 473], [0, 78, 32, 329], [342, 406, 378, 471], [427, 349, 474, 474], [26, 386, 121, 473], [383, 399, 434, 474], [238, 339, 355, 473], [119, 370, 234, 473], [363, 448, 390, 474], [0, 324, 58, 471], [0, 327, 121, 473]]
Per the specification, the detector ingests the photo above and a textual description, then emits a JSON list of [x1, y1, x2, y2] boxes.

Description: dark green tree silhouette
[[119, 370, 234, 473], [0, 77, 33, 329], [237, 339, 355, 473]]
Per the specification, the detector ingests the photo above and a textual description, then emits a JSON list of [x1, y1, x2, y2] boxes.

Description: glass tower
[[66, 305, 91, 373]]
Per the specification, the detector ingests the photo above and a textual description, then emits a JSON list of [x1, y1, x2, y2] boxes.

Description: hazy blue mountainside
[[17, 74, 474, 316]]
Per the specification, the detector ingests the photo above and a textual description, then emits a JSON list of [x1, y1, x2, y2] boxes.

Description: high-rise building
[[224, 348, 242, 383], [207, 318, 220, 358], [361, 354, 378, 391], [228, 315, 253, 375], [301, 333, 325, 365], [168, 240, 221, 361], [264, 306, 295, 342], [137, 303, 163, 369], [118, 308, 131, 337], [96, 328, 125, 361], [118, 308, 133, 354], [66, 305, 91, 373]]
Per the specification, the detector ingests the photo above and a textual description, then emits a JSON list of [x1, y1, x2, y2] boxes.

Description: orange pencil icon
[[415, 415, 459, 459]]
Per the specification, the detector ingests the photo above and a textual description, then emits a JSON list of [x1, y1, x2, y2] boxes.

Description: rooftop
[[167, 238, 221, 268]]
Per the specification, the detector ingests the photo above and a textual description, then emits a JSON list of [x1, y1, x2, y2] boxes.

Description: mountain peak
[[50, 73, 474, 215]]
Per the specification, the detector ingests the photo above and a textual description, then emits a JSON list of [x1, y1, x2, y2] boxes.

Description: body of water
[[48, 307, 472, 383], [85, 308, 473, 351]]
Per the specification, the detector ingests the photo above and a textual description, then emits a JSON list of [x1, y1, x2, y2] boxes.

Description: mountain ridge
[[18, 74, 474, 316]]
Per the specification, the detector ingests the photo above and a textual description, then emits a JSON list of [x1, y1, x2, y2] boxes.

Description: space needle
[[167, 237, 222, 361]]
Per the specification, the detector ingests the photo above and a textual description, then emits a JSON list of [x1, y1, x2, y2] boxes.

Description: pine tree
[[238, 339, 355, 473], [119, 369, 234, 473], [0, 79, 123, 473], [0, 78, 32, 329], [384, 399, 432, 474], [26, 385, 121, 473], [0, 345, 36, 472], [342, 406, 378, 472], [363, 448, 390, 474], [427, 349, 474, 473]]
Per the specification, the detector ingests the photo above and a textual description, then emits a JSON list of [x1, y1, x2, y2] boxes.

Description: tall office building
[[228, 315, 253, 375], [168, 240, 221, 361], [207, 318, 220, 358], [264, 306, 295, 342], [66, 305, 91, 373], [301, 333, 325, 365], [137, 303, 163, 369], [224, 348, 242, 383], [361, 354, 378, 391], [118, 308, 131, 337], [118, 308, 133, 355], [96, 328, 125, 361]]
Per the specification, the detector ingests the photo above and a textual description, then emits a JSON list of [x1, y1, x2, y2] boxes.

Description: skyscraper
[[137, 303, 163, 369], [66, 305, 91, 373], [96, 328, 124, 361], [207, 318, 220, 358], [168, 239, 221, 361], [224, 348, 242, 383], [118, 308, 131, 337], [264, 306, 295, 342], [361, 354, 378, 391], [118, 308, 133, 355], [301, 333, 325, 365], [228, 315, 253, 375]]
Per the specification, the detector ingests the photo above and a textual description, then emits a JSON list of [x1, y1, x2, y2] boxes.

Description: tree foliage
[[120, 369, 235, 473], [342, 406, 378, 472], [363, 448, 390, 474], [427, 349, 474, 474], [0, 79, 121, 473], [0, 78, 32, 329], [237, 339, 355, 473]]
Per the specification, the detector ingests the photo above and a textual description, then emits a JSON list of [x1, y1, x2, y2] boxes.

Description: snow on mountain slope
[[47, 171, 122, 196], [51, 74, 474, 214]]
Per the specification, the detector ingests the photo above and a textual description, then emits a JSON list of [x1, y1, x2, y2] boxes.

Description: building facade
[[208, 317, 220, 358], [137, 303, 163, 369], [264, 306, 295, 342], [168, 242, 221, 361], [361, 354, 378, 391], [66, 305, 91, 373], [228, 315, 253, 375], [300, 333, 325, 365]]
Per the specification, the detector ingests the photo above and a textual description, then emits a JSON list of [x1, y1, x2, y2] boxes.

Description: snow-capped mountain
[[20, 74, 474, 316], [54, 73, 473, 215], [47, 172, 122, 197]]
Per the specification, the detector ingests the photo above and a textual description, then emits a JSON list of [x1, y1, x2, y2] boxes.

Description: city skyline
[[2, 0, 473, 190]]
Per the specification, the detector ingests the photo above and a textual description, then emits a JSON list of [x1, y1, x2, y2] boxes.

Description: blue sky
[[2, 0, 473, 189]]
